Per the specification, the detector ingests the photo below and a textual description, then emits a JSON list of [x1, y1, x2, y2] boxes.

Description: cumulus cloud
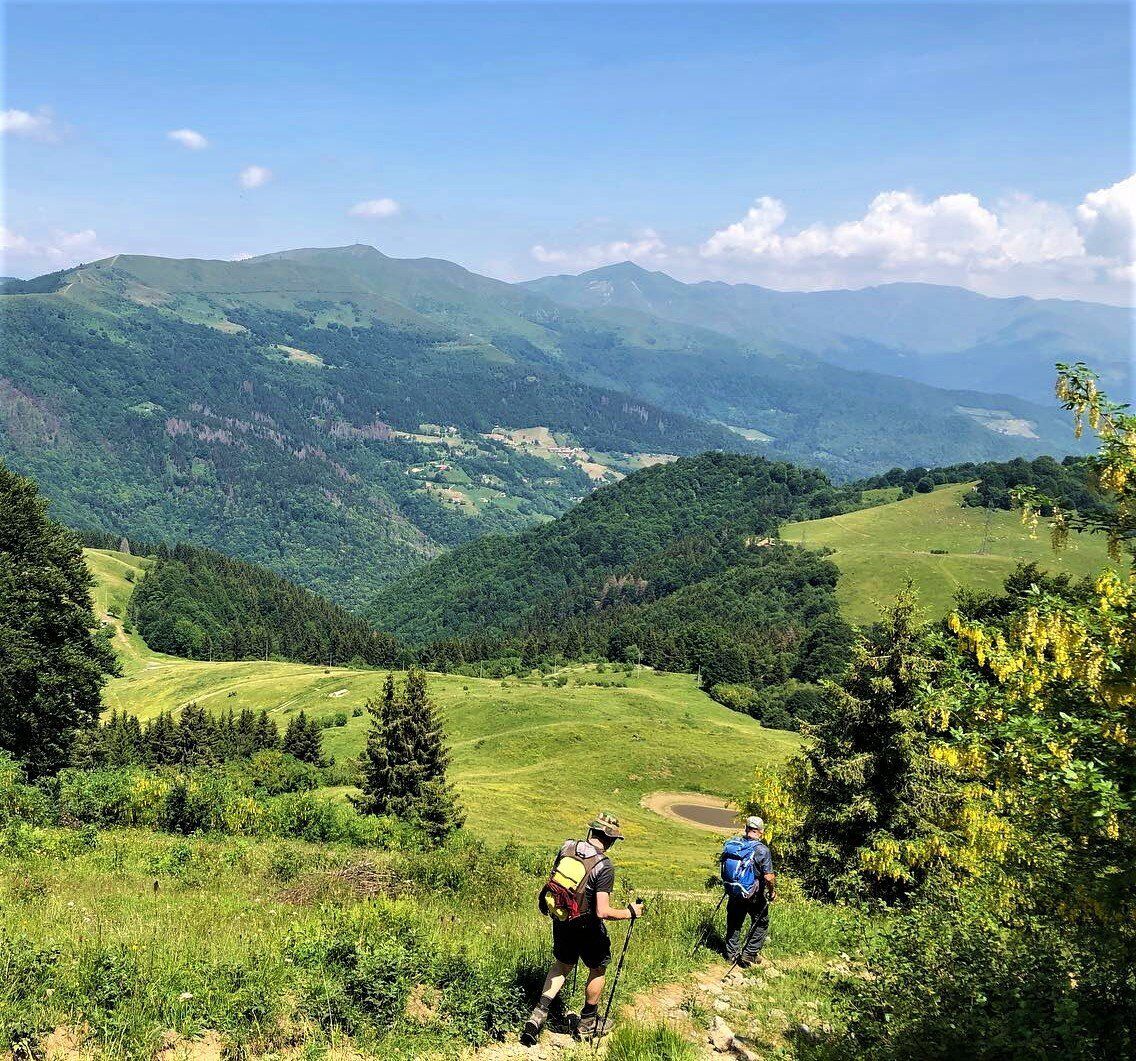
[[349, 198, 401, 218], [167, 128, 209, 150], [0, 226, 112, 275], [1076, 175, 1136, 262], [529, 177, 1136, 304], [239, 165, 272, 189], [1, 107, 59, 141]]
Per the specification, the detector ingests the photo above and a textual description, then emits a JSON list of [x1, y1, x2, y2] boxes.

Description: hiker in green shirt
[[521, 813, 644, 1046]]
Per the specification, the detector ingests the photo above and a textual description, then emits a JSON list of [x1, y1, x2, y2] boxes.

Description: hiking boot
[[574, 1012, 610, 1041], [519, 1019, 542, 1047]]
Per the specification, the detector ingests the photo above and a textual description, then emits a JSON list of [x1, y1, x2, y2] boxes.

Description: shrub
[[835, 885, 1135, 1060], [235, 750, 321, 796], [0, 754, 49, 826]]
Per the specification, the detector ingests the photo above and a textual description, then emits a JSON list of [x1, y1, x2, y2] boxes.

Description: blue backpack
[[720, 837, 764, 899]]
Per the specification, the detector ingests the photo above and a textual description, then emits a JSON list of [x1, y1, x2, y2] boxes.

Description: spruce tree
[[282, 710, 324, 766], [176, 703, 219, 766], [354, 669, 463, 840], [254, 710, 281, 752], [144, 711, 178, 765]]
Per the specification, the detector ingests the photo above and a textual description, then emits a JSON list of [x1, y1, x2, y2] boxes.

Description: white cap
[[745, 815, 764, 831]]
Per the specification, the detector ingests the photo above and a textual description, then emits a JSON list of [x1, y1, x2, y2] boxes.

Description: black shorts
[[551, 916, 611, 970]]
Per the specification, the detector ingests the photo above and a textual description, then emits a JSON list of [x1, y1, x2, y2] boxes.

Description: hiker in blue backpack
[[720, 815, 776, 968]]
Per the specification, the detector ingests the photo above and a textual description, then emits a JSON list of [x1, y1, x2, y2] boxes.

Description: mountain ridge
[[0, 243, 1100, 606], [526, 260, 1132, 404]]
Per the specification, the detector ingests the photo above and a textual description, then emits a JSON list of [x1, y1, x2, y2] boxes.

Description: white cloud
[[1076, 175, 1136, 262], [0, 226, 111, 276], [167, 128, 209, 150], [529, 177, 1136, 304], [349, 198, 401, 218], [239, 165, 272, 189], [1, 107, 59, 141], [532, 229, 667, 271]]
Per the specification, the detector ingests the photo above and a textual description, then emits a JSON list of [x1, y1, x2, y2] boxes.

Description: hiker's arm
[[594, 891, 643, 921], [764, 871, 777, 901]]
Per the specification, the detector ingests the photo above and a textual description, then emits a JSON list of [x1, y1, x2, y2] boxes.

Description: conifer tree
[[354, 669, 463, 840], [144, 711, 179, 765], [282, 710, 324, 765], [254, 710, 281, 752], [176, 703, 219, 766]]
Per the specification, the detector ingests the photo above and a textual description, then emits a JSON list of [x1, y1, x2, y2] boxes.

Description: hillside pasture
[[86, 551, 798, 887], [781, 482, 1120, 623]]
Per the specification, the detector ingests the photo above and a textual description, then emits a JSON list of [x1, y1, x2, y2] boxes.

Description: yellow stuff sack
[[540, 841, 603, 921]]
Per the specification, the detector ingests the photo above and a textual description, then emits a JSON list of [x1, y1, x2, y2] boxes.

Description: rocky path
[[468, 958, 779, 1060]]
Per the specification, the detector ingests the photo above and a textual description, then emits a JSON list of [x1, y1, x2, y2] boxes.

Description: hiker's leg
[[524, 959, 573, 1035], [539, 959, 574, 1003], [724, 895, 746, 960], [583, 966, 606, 1008], [741, 900, 769, 961]]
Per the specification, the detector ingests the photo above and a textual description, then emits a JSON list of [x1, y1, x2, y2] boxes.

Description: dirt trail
[[468, 958, 770, 1060]]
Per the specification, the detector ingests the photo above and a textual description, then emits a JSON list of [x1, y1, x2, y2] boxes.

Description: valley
[[2, 245, 1115, 614], [87, 548, 797, 887]]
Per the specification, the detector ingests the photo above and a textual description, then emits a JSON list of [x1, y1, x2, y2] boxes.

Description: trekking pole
[[691, 890, 727, 957], [592, 900, 642, 1050], [721, 915, 762, 982]]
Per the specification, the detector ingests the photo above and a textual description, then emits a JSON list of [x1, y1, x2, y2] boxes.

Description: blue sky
[[3, 2, 1132, 302]]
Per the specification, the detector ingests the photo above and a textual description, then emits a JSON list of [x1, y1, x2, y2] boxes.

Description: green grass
[[781, 483, 1123, 624], [85, 551, 800, 889], [0, 825, 856, 1059]]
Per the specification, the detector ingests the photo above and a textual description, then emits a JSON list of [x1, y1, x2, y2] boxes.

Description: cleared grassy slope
[[86, 550, 798, 886], [781, 482, 1121, 624]]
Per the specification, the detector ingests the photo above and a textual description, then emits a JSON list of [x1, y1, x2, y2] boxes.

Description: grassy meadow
[[782, 482, 1120, 624], [0, 826, 856, 1060], [0, 552, 831, 1059], [86, 550, 799, 889]]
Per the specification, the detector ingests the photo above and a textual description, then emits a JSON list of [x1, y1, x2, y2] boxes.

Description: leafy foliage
[[777, 365, 1135, 1058], [0, 460, 118, 776]]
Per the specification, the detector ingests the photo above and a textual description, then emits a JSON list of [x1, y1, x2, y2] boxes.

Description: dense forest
[[369, 453, 852, 641], [370, 453, 857, 726], [0, 288, 740, 607], [127, 542, 404, 666]]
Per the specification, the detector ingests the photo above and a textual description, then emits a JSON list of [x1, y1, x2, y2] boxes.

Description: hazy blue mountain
[[527, 263, 1132, 405]]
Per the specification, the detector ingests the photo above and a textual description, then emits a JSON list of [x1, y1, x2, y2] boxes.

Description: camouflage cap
[[588, 812, 625, 840]]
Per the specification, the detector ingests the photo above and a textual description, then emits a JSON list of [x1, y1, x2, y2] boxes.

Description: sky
[[3, 1, 1133, 304]]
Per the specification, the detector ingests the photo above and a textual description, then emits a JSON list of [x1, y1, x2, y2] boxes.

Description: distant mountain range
[[0, 244, 1120, 604], [527, 262, 1132, 406]]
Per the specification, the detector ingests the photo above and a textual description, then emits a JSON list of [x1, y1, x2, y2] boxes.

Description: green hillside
[[781, 482, 1123, 623], [87, 549, 799, 886], [3, 256, 744, 605]]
